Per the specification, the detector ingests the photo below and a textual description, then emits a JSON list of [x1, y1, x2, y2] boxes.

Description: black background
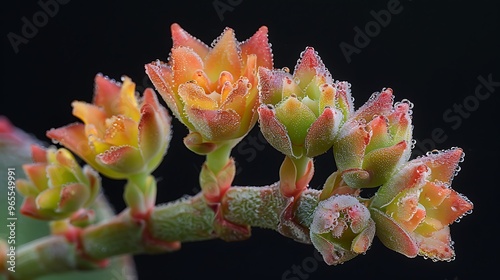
[[2, 0, 499, 279]]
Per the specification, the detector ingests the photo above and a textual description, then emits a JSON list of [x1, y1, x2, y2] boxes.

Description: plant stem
[[5, 184, 320, 280], [205, 141, 236, 174]]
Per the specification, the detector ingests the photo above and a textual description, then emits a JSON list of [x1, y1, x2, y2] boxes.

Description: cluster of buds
[[16, 145, 100, 223]]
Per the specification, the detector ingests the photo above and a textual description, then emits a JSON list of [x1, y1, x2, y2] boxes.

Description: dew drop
[[282, 67, 290, 73]]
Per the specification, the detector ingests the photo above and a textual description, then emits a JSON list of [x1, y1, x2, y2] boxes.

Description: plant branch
[[6, 183, 320, 280]]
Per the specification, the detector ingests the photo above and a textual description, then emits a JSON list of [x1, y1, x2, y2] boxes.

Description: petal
[[370, 208, 419, 258], [204, 28, 242, 82], [351, 219, 376, 254], [335, 81, 354, 123], [258, 67, 291, 105], [388, 101, 412, 142], [352, 88, 394, 122], [371, 162, 429, 208], [178, 82, 218, 110], [145, 61, 180, 115], [185, 108, 241, 141], [46, 165, 78, 188], [310, 233, 358, 265], [294, 47, 331, 89], [419, 181, 452, 208], [359, 140, 409, 187], [425, 189, 473, 227], [170, 23, 210, 58], [72, 101, 107, 132], [415, 147, 463, 184], [48, 123, 98, 163], [22, 163, 49, 192], [103, 115, 139, 147], [305, 107, 340, 157], [257, 104, 295, 157], [93, 74, 121, 114], [365, 115, 391, 153], [220, 78, 249, 116], [171, 47, 205, 87], [333, 120, 370, 171], [138, 89, 171, 163], [96, 145, 145, 177], [57, 183, 90, 213], [274, 97, 317, 146], [183, 132, 217, 155], [240, 26, 273, 70], [36, 186, 62, 211], [417, 226, 455, 261], [30, 144, 48, 163]]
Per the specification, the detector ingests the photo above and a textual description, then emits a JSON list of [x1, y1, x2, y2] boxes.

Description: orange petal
[[220, 78, 249, 116], [415, 147, 463, 184], [171, 47, 205, 86], [170, 23, 210, 58], [185, 108, 241, 141], [103, 115, 139, 147], [178, 82, 218, 110], [72, 101, 107, 132], [204, 28, 242, 82], [240, 26, 273, 70], [145, 61, 183, 121], [93, 74, 121, 115], [417, 226, 455, 261], [47, 123, 95, 164], [426, 189, 473, 227]]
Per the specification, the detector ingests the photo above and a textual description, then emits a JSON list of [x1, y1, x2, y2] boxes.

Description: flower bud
[[333, 89, 413, 188], [258, 47, 353, 158], [310, 195, 375, 265], [16, 145, 101, 220]]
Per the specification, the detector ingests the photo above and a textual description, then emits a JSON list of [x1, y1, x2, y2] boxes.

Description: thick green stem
[[5, 184, 321, 280], [205, 141, 235, 174]]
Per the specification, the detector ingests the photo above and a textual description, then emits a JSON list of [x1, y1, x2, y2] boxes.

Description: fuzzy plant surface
[[0, 24, 473, 280]]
